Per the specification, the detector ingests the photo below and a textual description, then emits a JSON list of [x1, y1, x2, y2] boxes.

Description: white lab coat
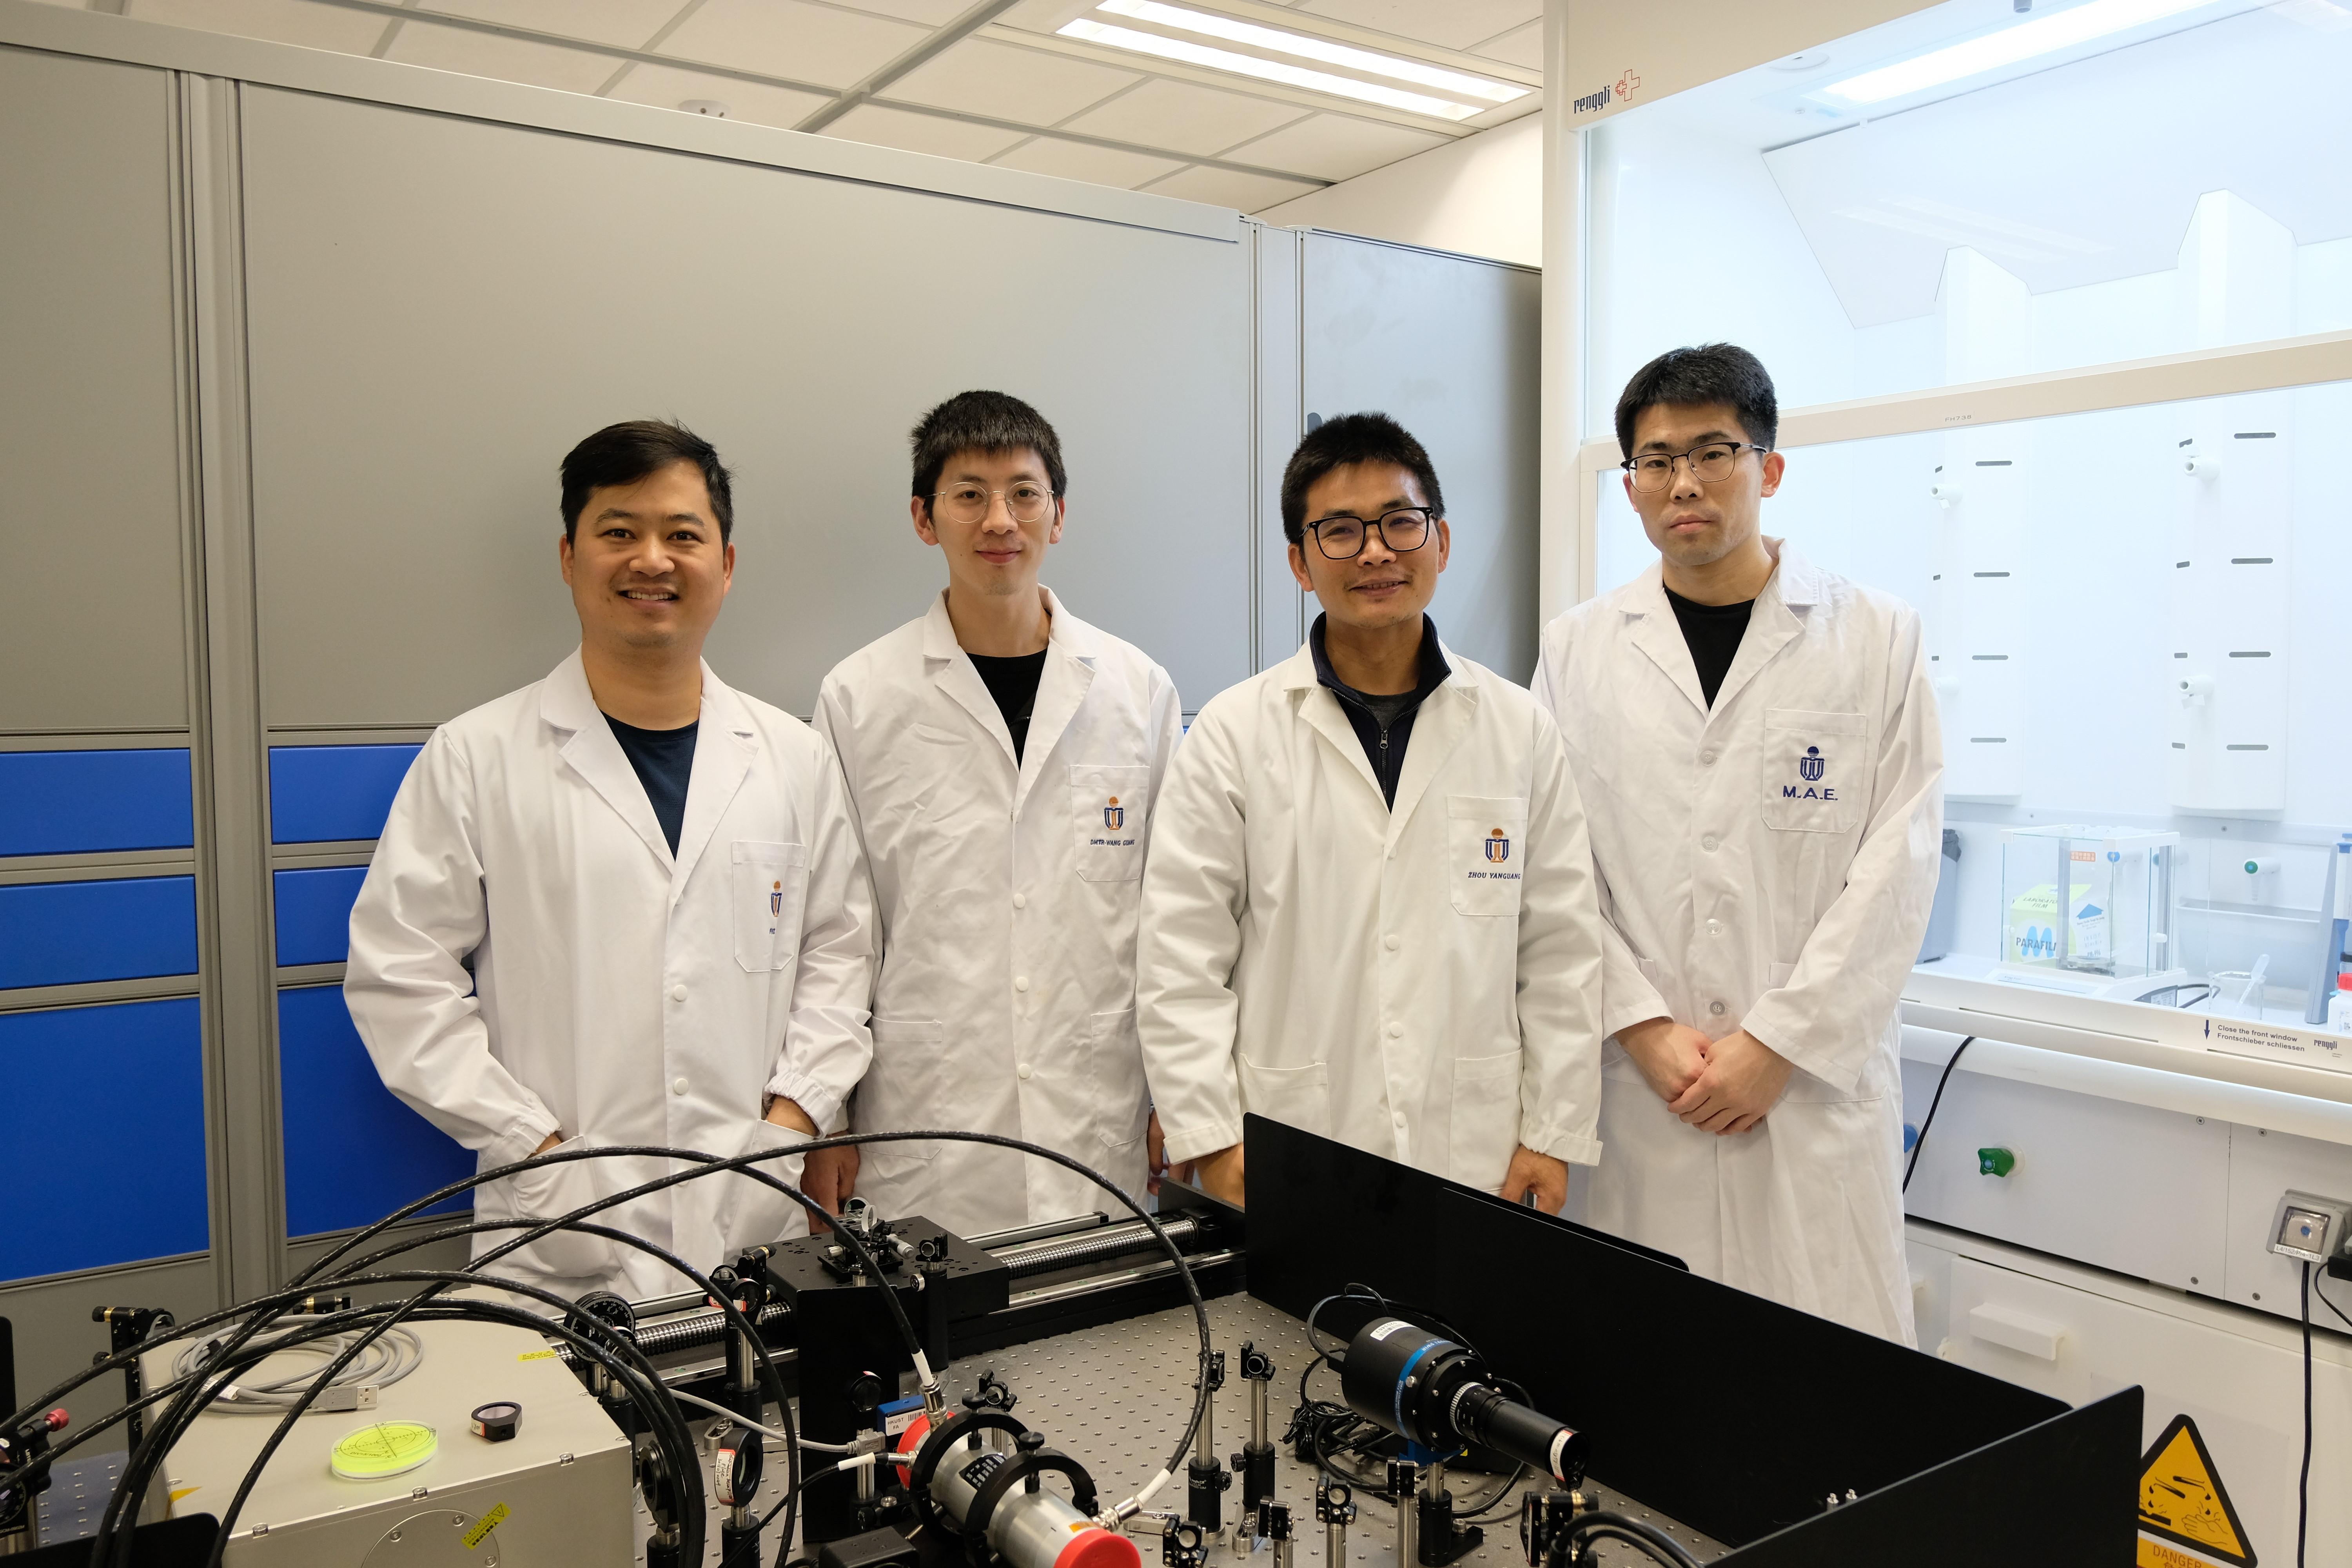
[[1138, 638, 1605, 1191], [1532, 544, 1942, 1344], [813, 590, 1182, 1238], [345, 650, 875, 1301]]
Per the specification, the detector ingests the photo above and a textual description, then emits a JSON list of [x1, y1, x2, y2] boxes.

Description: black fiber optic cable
[[2298, 1261, 2312, 1568], [40, 1129, 1214, 1568], [1903, 1035, 1976, 1193]]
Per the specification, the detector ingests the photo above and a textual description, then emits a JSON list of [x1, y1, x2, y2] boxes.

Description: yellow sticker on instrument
[[2136, 1414, 2254, 1567], [462, 1501, 511, 1550], [517, 1348, 558, 1361]]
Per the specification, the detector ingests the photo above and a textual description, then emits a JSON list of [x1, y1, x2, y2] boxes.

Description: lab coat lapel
[[1386, 652, 1474, 849], [541, 650, 673, 872], [1706, 542, 1816, 722], [1278, 647, 1383, 803], [670, 664, 756, 899], [1624, 565, 1710, 718], [1012, 588, 1098, 817], [920, 593, 1020, 771]]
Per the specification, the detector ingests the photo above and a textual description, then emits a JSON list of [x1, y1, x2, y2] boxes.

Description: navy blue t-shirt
[[604, 713, 699, 855]]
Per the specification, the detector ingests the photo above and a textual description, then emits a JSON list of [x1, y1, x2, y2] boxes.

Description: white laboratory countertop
[[1901, 956, 2352, 1146]]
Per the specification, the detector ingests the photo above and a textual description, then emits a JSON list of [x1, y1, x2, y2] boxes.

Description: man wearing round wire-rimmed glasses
[[1531, 343, 1943, 1345], [1142, 412, 1606, 1217]]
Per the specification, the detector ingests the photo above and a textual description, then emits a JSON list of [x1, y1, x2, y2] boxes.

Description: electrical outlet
[[2267, 1190, 2351, 1265]]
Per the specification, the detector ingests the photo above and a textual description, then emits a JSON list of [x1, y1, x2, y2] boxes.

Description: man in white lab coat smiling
[[1532, 345, 1943, 1343], [346, 421, 875, 1302], [1140, 413, 1605, 1209], [811, 392, 1182, 1238]]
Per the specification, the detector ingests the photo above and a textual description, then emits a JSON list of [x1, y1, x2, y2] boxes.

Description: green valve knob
[[1977, 1147, 2016, 1178]]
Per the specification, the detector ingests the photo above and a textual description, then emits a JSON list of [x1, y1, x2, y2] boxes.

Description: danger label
[[2137, 1414, 2254, 1566]]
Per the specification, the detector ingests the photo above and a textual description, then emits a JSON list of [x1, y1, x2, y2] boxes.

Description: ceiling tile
[[125, 0, 388, 53], [1058, 76, 1308, 158], [603, 62, 837, 128], [824, 102, 1029, 161], [659, 0, 930, 91], [993, 0, 1098, 30], [1472, 19, 1541, 70], [826, 0, 989, 23], [881, 37, 1139, 125], [1216, 112, 1446, 180], [1292, 0, 1542, 54], [1143, 163, 1319, 212], [990, 134, 1184, 189], [416, 0, 684, 50], [387, 17, 620, 93]]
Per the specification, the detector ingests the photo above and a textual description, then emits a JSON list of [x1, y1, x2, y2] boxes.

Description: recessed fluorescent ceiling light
[[1097, 0, 1528, 104], [1058, 5, 1522, 120], [1820, 0, 2216, 105]]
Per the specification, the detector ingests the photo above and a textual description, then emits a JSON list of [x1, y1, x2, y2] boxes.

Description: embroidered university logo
[[1485, 828, 1511, 864], [769, 879, 782, 918], [1799, 745, 1826, 782], [1103, 795, 1124, 831]]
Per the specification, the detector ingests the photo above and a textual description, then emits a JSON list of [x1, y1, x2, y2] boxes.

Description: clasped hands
[[1615, 1016, 1793, 1135]]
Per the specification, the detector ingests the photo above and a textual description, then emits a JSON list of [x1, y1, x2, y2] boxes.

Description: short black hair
[[560, 419, 734, 543], [1279, 412, 1445, 547], [910, 390, 1066, 507], [1615, 343, 1778, 459]]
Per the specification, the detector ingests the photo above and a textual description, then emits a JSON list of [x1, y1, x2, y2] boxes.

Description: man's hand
[[1615, 1016, 1713, 1104], [533, 1130, 564, 1156], [1667, 1030, 1793, 1134], [803, 1145, 858, 1226], [762, 1096, 819, 1136], [1147, 1111, 1169, 1196], [1498, 1146, 1568, 1212], [1192, 1143, 1245, 1207]]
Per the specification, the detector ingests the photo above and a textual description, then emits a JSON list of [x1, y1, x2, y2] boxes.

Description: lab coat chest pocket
[[731, 840, 808, 973], [1759, 708, 1868, 835], [1448, 796, 1528, 916], [1072, 764, 1150, 882]]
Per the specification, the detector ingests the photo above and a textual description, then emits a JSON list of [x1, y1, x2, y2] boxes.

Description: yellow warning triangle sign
[[2136, 1414, 2255, 1568]]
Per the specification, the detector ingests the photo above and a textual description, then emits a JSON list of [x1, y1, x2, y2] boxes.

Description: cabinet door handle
[[1967, 1303, 2065, 1361]]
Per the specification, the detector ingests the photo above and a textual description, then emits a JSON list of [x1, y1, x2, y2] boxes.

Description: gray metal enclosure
[[0, 0, 1538, 1433]]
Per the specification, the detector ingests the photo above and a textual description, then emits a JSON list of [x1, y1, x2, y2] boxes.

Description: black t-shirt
[[604, 713, 699, 855], [1664, 587, 1755, 710], [969, 650, 1049, 762]]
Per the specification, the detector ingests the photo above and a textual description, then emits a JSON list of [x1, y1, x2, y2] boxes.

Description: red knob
[[42, 1410, 68, 1432]]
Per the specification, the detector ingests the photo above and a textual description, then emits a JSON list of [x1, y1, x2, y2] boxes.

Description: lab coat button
[[1384, 935, 1400, 952], [1700, 750, 1717, 765], [1018, 1063, 1033, 1081], [1709, 1000, 1727, 1016], [1701, 834, 1719, 852], [671, 1077, 688, 1095], [1014, 975, 1030, 993], [1707, 920, 1723, 936], [1387, 1022, 1403, 1039], [670, 984, 688, 1002], [1013, 893, 1027, 910]]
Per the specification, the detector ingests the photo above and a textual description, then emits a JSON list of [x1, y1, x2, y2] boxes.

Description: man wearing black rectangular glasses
[[1139, 413, 1605, 1213]]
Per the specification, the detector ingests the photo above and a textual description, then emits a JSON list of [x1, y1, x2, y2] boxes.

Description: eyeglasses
[[931, 480, 1057, 525], [1622, 442, 1770, 492], [1307, 507, 1436, 560]]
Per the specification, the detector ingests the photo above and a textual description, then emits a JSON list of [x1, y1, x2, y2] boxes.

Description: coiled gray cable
[[172, 1323, 425, 1412]]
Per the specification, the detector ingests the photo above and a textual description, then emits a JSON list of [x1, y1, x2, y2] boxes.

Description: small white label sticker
[[1367, 1319, 1409, 1342]]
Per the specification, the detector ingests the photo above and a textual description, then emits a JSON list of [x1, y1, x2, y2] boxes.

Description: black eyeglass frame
[[1620, 441, 1772, 492], [1304, 506, 1440, 561]]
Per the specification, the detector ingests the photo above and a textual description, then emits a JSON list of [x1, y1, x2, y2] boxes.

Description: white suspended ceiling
[[35, 0, 1544, 212]]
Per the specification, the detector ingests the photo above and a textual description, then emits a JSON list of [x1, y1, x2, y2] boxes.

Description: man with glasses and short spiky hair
[[1532, 344, 1943, 1344], [810, 390, 1182, 1238], [1139, 412, 1606, 1212]]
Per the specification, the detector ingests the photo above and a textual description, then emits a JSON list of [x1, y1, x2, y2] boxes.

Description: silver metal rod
[[1194, 1385, 1216, 1463], [1250, 1376, 1268, 1448], [967, 1212, 1112, 1250], [1005, 1251, 1239, 1311], [993, 1216, 1202, 1277], [1395, 1486, 1417, 1568], [1328, 1520, 1347, 1568]]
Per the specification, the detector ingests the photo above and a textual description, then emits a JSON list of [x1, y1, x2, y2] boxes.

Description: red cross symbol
[[1615, 69, 1641, 99]]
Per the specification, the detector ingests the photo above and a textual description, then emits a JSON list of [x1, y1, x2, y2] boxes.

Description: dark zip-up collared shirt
[[1309, 613, 1452, 809]]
